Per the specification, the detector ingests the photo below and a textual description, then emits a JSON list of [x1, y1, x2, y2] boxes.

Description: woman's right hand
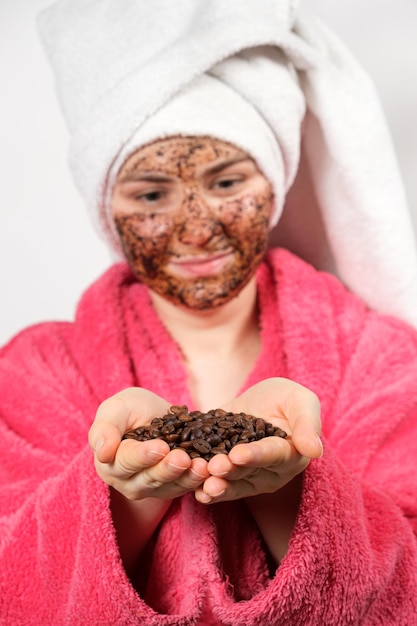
[[88, 387, 210, 501]]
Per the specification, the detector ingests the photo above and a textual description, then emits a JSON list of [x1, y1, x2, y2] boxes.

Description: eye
[[215, 178, 240, 188], [135, 190, 165, 203], [212, 176, 244, 192]]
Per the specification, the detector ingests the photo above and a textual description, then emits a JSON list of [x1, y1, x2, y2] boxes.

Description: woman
[[1, 1, 417, 624], [92, 132, 323, 566]]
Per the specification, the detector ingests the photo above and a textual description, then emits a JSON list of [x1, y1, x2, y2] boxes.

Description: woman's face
[[111, 136, 273, 310]]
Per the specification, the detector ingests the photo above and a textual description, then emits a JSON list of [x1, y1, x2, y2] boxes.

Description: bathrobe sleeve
[[216, 250, 417, 626], [0, 320, 203, 626]]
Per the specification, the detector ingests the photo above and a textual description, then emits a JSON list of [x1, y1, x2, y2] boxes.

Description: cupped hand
[[195, 377, 322, 504], [88, 387, 209, 501]]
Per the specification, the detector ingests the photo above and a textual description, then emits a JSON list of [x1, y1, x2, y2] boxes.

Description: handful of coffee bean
[[122, 405, 287, 461]]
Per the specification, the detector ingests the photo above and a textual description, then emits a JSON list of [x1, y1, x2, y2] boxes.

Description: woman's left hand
[[195, 377, 322, 504]]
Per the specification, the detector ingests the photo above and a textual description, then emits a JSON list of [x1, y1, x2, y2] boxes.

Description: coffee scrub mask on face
[[111, 136, 274, 310]]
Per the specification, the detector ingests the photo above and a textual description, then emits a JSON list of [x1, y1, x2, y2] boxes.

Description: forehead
[[118, 135, 248, 178]]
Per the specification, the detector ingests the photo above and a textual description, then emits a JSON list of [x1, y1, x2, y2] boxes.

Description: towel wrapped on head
[[104, 47, 306, 246], [38, 0, 417, 327]]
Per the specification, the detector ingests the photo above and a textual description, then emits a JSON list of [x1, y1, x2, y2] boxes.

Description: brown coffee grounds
[[122, 405, 287, 461]]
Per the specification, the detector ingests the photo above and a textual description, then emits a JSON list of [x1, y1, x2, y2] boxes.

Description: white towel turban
[[103, 50, 306, 246], [38, 0, 417, 327]]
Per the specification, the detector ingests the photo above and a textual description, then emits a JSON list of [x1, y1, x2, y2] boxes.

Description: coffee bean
[[181, 426, 192, 441], [170, 405, 188, 415], [192, 439, 212, 454], [122, 405, 287, 460], [189, 451, 202, 459], [179, 413, 194, 423], [150, 418, 163, 426], [210, 447, 228, 455], [165, 433, 181, 443], [178, 441, 194, 450], [190, 428, 203, 440], [206, 433, 222, 447], [240, 418, 253, 430]]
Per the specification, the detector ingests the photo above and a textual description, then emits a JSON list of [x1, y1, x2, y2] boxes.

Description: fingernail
[[316, 435, 324, 458], [94, 438, 104, 454], [168, 462, 188, 470], [147, 450, 166, 461], [190, 468, 206, 479], [209, 488, 226, 498]]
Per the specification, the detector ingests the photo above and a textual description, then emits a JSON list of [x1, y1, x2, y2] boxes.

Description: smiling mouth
[[167, 250, 234, 277]]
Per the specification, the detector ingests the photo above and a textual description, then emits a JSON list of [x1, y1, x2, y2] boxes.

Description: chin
[[166, 276, 252, 311]]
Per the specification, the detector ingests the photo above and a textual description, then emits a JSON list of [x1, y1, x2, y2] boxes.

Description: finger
[[196, 471, 280, 504], [123, 453, 211, 500], [284, 387, 322, 458], [116, 447, 193, 500], [227, 437, 293, 469], [291, 417, 323, 459], [111, 438, 171, 478], [195, 476, 229, 504], [168, 457, 210, 493], [206, 452, 235, 477], [207, 433, 296, 479], [189, 456, 211, 481], [88, 395, 130, 462], [207, 445, 276, 481], [134, 448, 192, 491]]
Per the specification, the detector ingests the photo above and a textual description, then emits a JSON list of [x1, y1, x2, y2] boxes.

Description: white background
[[1, 0, 416, 345]]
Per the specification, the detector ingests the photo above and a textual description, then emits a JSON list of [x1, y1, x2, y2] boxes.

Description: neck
[[149, 278, 259, 356], [149, 279, 261, 409]]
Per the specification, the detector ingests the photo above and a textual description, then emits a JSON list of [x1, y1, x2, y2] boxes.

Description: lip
[[167, 250, 233, 277]]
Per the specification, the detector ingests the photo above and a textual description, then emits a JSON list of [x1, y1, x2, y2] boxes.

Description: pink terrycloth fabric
[[1, 248, 417, 625]]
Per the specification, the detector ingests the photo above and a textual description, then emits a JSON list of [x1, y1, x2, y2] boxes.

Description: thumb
[[88, 421, 123, 464], [88, 387, 172, 463], [290, 414, 323, 459]]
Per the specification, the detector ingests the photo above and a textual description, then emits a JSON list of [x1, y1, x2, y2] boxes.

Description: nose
[[177, 191, 221, 245]]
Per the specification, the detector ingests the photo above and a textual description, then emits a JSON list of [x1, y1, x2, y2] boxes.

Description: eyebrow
[[203, 155, 252, 176], [117, 171, 175, 184], [118, 154, 252, 184]]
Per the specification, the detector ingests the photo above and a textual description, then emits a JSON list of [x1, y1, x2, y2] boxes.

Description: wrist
[[110, 488, 172, 575], [245, 473, 303, 564]]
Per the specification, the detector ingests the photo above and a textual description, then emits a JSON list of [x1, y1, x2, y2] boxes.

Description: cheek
[[113, 214, 172, 265], [218, 192, 272, 239]]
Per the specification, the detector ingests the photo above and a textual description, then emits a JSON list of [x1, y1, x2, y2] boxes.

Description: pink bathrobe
[[1, 249, 417, 625]]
